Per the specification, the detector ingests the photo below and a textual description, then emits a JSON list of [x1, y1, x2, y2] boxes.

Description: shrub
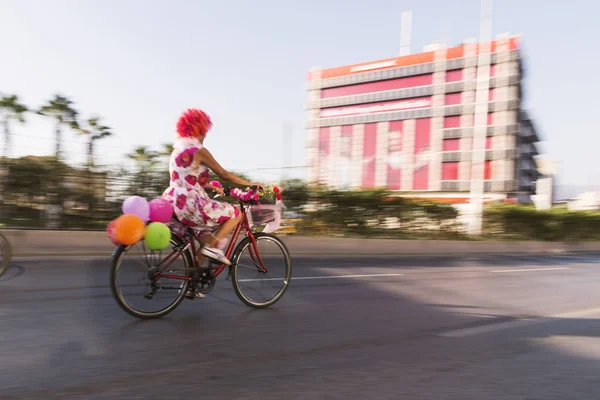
[[483, 205, 600, 242]]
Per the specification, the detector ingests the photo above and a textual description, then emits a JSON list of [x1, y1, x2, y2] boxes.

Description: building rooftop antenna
[[399, 10, 412, 56]]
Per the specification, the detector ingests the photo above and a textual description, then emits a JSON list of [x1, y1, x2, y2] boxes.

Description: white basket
[[246, 205, 281, 232]]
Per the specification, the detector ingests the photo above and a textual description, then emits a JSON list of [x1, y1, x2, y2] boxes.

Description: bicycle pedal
[[186, 294, 204, 300], [185, 290, 206, 300]]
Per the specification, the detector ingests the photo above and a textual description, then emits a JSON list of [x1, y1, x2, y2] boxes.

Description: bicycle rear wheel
[[231, 233, 291, 308], [0, 232, 12, 277], [110, 236, 194, 319]]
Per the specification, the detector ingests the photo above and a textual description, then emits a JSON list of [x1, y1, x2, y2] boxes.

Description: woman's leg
[[214, 212, 242, 242], [196, 210, 242, 261]]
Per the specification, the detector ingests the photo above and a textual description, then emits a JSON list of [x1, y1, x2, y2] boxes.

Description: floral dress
[[162, 137, 239, 236]]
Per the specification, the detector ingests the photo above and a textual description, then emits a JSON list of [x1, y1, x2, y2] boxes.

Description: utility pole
[[468, 0, 494, 235], [282, 122, 292, 181]]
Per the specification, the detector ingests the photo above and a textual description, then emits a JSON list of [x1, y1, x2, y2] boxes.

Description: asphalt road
[[2, 254, 600, 399]]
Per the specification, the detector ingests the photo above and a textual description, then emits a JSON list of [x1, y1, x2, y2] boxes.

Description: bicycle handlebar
[[214, 186, 261, 205]]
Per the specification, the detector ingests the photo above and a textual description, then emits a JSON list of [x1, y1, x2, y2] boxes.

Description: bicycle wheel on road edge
[[231, 233, 292, 308], [110, 236, 193, 319], [0, 232, 12, 277]]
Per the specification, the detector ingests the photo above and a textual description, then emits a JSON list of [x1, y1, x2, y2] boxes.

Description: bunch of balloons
[[106, 196, 174, 250]]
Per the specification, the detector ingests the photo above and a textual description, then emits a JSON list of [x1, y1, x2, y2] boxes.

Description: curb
[[4, 229, 600, 260], [11, 249, 600, 262]]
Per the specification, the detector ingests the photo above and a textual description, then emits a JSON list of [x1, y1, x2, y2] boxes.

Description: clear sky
[[0, 0, 598, 186]]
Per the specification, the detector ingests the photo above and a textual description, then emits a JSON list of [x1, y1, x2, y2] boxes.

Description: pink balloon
[[149, 198, 174, 223], [106, 219, 121, 246], [122, 196, 150, 221]]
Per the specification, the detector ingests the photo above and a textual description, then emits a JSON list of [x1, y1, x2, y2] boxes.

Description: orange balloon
[[114, 214, 146, 245]]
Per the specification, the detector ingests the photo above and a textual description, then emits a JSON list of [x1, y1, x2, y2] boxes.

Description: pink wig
[[176, 108, 213, 139]]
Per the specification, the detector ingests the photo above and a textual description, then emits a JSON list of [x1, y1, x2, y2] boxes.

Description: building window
[[484, 160, 492, 180], [445, 93, 462, 106], [442, 162, 459, 180], [446, 69, 463, 83], [444, 116, 461, 128], [443, 139, 461, 151]]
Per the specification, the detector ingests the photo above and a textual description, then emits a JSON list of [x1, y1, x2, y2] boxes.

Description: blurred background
[[5, 2, 600, 399], [1, 0, 599, 240]]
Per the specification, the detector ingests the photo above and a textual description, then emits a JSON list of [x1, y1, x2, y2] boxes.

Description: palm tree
[[0, 94, 28, 158], [79, 116, 113, 169], [160, 143, 173, 157], [159, 143, 174, 168], [127, 146, 160, 170], [38, 95, 79, 159], [127, 146, 162, 198], [77, 116, 113, 212]]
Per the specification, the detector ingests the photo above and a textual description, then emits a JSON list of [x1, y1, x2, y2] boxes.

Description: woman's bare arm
[[195, 148, 262, 189]]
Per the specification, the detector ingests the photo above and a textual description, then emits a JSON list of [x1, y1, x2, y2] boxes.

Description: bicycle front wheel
[[231, 233, 291, 308]]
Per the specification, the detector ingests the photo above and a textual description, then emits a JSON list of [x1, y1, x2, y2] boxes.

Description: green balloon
[[144, 222, 171, 250]]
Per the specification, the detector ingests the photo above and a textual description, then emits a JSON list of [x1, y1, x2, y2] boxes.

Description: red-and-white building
[[306, 34, 540, 203]]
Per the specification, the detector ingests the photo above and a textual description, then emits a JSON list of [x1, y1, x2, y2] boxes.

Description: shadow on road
[[0, 264, 25, 283], [0, 254, 600, 398]]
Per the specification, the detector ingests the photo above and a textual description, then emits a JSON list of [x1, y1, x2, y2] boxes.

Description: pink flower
[[175, 148, 197, 168], [217, 215, 231, 223], [176, 194, 187, 210], [168, 188, 175, 196], [180, 219, 196, 226], [231, 188, 242, 198], [211, 201, 220, 210], [185, 175, 198, 186], [171, 171, 179, 181], [209, 180, 222, 188], [199, 171, 210, 186], [200, 210, 210, 223]]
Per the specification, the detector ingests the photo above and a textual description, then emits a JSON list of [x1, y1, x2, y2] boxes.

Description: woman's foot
[[201, 246, 231, 265]]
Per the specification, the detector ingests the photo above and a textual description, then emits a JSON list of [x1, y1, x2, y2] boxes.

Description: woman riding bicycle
[[162, 108, 263, 266]]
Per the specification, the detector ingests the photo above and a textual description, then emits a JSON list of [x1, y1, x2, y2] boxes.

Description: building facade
[[306, 34, 540, 202]]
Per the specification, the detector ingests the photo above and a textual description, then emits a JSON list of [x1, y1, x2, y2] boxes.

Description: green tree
[[160, 143, 173, 157], [126, 146, 165, 199], [280, 178, 309, 210], [78, 116, 113, 169], [38, 94, 80, 159], [159, 143, 174, 168], [76, 116, 113, 212], [2, 156, 67, 227], [0, 94, 28, 157], [128, 145, 159, 169]]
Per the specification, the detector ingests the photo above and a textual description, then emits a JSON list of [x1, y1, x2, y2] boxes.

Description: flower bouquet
[[209, 181, 283, 205]]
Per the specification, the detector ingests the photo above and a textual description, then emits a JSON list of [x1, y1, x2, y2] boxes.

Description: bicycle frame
[[152, 201, 268, 281]]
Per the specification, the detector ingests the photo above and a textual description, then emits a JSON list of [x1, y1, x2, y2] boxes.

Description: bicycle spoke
[[236, 262, 266, 273], [111, 237, 193, 319], [232, 233, 291, 308]]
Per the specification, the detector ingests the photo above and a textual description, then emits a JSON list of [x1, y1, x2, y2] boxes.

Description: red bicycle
[[110, 188, 292, 319]]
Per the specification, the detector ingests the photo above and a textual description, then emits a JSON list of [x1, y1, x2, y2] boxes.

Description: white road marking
[[490, 267, 570, 273], [238, 273, 404, 283], [439, 319, 539, 337], [439, 307, 600, 338]]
